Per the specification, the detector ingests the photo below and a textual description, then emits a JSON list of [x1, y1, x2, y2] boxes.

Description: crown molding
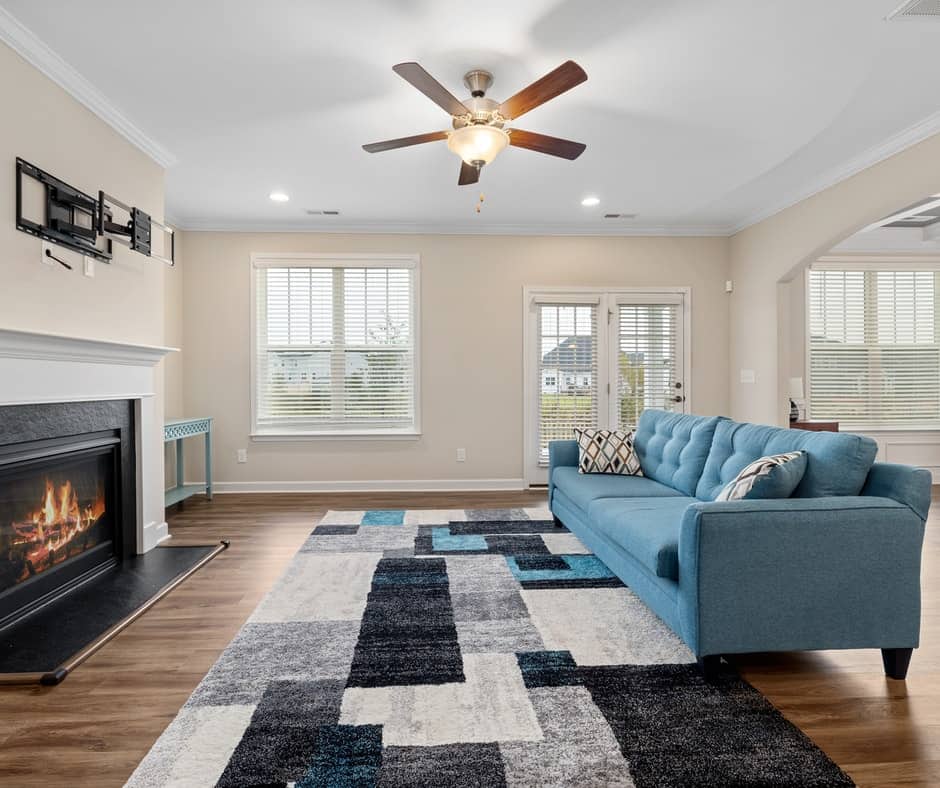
[[0, 7, 177, 168], [728, 108, 940, 235], [169, 218, 732, 237]]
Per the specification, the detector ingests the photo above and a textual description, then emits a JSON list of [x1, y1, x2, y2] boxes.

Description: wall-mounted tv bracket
[[15, 158, 113, 262], [98, 191, 175, 266]]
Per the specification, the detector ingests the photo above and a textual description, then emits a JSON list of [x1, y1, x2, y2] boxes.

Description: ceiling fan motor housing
[[452, 96, 502, 129]]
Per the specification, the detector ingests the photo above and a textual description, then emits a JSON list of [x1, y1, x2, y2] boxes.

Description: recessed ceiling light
[[269, 191, 290, 203], [581, 196, 600, 207]]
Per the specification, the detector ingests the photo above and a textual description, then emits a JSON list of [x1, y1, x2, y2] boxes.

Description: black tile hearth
[[0, 543, 221, 681]]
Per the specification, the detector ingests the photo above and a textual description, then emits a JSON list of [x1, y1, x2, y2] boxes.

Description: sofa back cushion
[[633, 410, 722, 496], [695, 420, 878, 500]]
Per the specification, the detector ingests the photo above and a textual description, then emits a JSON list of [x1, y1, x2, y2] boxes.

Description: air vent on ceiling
[[603, 213, 637, 220], [887, 0, 940, 19], [306, 209, 340, 216]]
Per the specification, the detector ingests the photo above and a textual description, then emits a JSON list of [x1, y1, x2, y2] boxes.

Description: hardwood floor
[[0, 489, 935, 786]]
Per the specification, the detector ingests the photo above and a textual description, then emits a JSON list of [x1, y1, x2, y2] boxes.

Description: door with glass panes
[[526, 290, 687, 485]]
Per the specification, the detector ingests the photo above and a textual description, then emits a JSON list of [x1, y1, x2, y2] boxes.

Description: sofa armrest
[[548, 440, 579, 505], [862, 462, 932, 521], [677, 497, 926, 657]]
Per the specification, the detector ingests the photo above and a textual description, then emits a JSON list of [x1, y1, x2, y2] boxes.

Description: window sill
[[838, 424, 940, 434], [250, 431, 422, 442]]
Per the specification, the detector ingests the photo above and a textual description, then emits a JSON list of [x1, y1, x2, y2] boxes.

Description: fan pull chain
[[475, 193, 485, 213]]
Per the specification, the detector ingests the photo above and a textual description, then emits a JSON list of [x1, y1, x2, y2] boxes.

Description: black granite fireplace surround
[[0, 400, 136, 629]]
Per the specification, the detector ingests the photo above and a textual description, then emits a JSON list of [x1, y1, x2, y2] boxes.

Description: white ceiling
[[3, 0, 940, 234]]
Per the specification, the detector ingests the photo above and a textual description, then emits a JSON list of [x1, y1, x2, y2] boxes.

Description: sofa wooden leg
[[882, 647, 913, 680], [552, 515, 565, 528], [698, 655, 722, 682]]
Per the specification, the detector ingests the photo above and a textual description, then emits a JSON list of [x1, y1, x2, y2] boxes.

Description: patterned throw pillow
[[574, 428, 643, 476], [715, 451, 808, 502]]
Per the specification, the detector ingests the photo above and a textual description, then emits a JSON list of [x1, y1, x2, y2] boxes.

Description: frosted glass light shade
[[447, 125, 510, 165]]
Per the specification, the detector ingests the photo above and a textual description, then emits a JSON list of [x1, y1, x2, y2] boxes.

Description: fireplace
[[0, 400, 136, 629]]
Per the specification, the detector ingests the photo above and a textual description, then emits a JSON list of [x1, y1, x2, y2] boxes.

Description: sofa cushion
[[551, 466, 683, 512], [696, 420, 878, 500], [633, 410, 722, 496], [587, 496, 696, 581], [715, 451, 807, 501]]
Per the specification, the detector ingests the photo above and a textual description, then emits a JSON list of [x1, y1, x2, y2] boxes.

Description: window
[[616, 302, 682, 427], [252, 254, 419, 437], [537, 303, 599, 466], [808, 266, 940, 427], [525, 289, 688, 483]]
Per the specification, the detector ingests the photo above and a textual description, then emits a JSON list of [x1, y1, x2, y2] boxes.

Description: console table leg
[[175, 438, 184, 491], [204, 430, 213, 500]]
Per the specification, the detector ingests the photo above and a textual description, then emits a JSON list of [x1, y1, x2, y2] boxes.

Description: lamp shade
[[447, 125, 509, 166], [788, 377, 804, 399]]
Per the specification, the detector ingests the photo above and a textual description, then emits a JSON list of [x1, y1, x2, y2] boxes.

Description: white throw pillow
[[715, 451, 807, 502]]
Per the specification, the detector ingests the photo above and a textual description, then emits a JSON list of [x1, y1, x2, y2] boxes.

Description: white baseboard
[[140, 520, 170, 552], [203, 478, 529, 494]]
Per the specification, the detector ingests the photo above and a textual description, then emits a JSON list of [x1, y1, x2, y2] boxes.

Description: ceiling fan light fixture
[[447, 125, 510, 166]]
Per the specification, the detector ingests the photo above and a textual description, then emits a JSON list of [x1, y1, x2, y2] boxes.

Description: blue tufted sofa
[[548, 409, 932, 680]]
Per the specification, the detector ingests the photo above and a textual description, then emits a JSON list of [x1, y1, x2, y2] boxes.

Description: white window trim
[[523, 285, 692, 486], [249, 252, 422, 440], [805, 259, 940, 431]]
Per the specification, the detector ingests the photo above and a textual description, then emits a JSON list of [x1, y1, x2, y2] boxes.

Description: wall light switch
[[456, 448, 466, 463], [83, 256, 95, 278], [237, 448, 248, 464], [740, 369, 757, 384]]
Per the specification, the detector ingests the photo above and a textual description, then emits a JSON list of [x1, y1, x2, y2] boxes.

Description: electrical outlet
[[83, 256, 95, 278], [456, 448, 466, 463], [740, 369, 756, 384], [237, 448, 248, 463]]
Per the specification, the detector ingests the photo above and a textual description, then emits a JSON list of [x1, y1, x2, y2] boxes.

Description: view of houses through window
[[530, 291, 686, 475], [252, 257, 418, 436]]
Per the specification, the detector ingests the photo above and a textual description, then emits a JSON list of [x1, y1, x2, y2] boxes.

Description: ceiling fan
[[363, 61, 588, 185]]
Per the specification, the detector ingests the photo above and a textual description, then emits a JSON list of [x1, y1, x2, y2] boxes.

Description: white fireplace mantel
[[0, 327, 178, 553]]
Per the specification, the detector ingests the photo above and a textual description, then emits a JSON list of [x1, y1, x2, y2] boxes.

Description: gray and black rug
[[127, 508, 854, 787]]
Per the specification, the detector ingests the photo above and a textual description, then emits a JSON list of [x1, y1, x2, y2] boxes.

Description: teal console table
[[164, 417, 213, 507]]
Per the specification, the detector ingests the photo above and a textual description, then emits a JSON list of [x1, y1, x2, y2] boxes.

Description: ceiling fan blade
[[508, 129, 586, 160], [392, 62, 469, 117], [362, 130, 448, 153], [498, 60, 587, 120], [458, 161, 480, 186]]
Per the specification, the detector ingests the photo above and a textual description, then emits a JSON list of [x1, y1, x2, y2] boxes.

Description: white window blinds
[[253, 258, 418, 435], [808, 268, 940, 426], [616, 303, 682, 428], [536, 303, 598, 465]]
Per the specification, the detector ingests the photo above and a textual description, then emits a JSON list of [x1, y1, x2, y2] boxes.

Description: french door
[[525, 288, 688, 484]]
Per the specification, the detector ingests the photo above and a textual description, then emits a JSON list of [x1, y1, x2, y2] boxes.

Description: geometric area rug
[[126, 508, 855, 787]]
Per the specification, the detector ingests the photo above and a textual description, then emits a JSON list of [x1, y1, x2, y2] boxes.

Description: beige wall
[[181, 232, 729, 486], [0, 43, 167, 348], [0, 42, 175, 491], [729, 132, 940, 426]]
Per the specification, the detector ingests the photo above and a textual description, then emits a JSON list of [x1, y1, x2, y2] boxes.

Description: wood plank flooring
[[0, 489, 935, 787]]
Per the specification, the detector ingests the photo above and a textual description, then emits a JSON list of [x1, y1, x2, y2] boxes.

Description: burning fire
[[11, 478, 106, 577]]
